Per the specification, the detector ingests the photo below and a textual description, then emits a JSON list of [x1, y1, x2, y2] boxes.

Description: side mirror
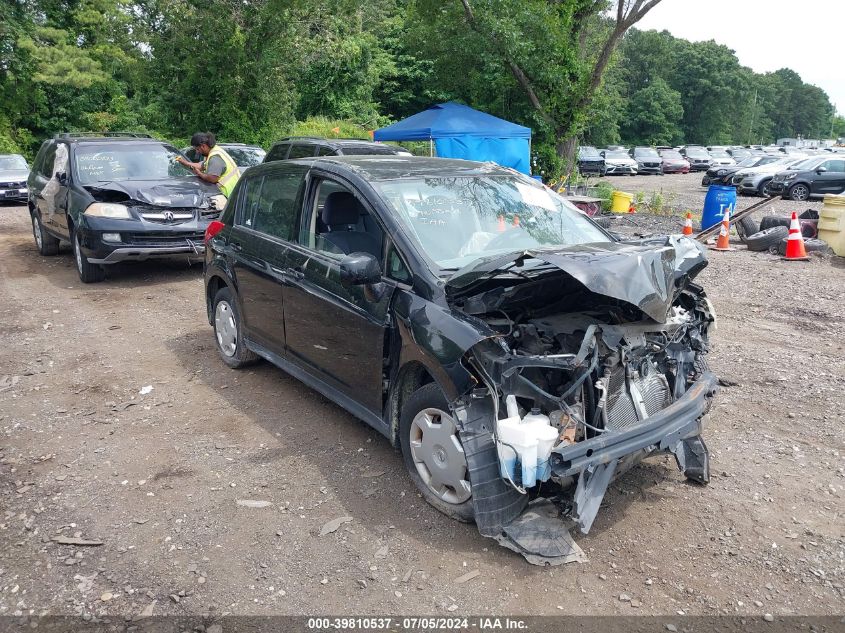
[[599, 151, 605, 157], [816, 166, 827, 174], [56, 172, 67, 184], [339, 252, 382, 286]]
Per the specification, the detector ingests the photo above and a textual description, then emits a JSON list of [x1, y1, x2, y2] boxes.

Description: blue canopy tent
[[373, 102, 532, 174]]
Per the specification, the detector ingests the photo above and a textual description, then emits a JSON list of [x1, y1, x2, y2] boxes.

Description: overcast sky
[[636, 0, 844, 116]]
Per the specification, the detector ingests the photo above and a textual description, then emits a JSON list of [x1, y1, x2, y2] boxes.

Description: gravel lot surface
[[1, 198, 843, 620], [592, 172, 823, 223]]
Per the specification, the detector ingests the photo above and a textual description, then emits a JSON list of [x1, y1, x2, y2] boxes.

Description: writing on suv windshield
[[375, 175, 610, 269], [74, 144, 192, 185]]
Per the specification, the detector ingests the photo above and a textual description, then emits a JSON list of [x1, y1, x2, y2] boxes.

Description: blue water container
[[702, 185, 737, 230]]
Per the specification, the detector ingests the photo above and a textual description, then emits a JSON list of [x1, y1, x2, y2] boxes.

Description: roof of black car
[[281, 155, 511, 180], [272, 137, 394, 149]]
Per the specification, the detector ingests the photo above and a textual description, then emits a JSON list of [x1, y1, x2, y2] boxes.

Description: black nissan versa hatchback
[[203, 156, 718, 563], [27, 133, 220, 283]]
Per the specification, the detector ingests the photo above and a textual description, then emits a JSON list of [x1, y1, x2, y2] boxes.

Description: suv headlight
[[717, 169, 727, 176], [84, 203, 131, 219]]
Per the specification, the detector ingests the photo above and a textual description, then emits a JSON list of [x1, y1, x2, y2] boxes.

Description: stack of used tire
[[741, 211, 829, 255]]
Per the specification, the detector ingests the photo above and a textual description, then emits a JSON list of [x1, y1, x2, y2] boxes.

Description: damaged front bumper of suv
[[443, 236, 719, 565]]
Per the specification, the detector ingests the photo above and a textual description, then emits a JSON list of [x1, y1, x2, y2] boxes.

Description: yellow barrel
[[817, 194, 845, 256], [611, 191, 634, 213]]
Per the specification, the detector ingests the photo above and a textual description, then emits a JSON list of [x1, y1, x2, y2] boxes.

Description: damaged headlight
[[84, 203, 132, 219]]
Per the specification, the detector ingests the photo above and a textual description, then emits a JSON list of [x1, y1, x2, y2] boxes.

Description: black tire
[[31, 211, 59, 256], [399, 383, 474, 523], [212, 287, 258, 368], [736, 215, 758, 240], [757, 178, 772, 197], [787, 183, 810, 202], [760, 216, 791, 231], [72, 227, 105, 283], [775, 237, 829, 257], [745, 226, 789, 252]]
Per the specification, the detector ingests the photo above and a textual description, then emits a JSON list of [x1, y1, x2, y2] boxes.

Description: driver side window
[[299, 179, 384, 262]]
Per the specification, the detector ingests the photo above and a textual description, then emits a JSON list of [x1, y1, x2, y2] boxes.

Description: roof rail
[[54, 132, 154, 139]]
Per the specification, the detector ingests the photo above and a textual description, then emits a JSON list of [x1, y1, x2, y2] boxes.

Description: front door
[[812, 158, 845, 195], [282, 176, 394, 417]]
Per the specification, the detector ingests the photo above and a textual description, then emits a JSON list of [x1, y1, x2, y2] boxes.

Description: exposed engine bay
[[445, 237, 719, 563]]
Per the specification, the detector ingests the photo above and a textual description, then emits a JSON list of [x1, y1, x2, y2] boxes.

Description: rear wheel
[[73, 228, 105, 283], [212, 287, 258, 368], [400, 383, 474, 522], [31, 211, 59, 256]]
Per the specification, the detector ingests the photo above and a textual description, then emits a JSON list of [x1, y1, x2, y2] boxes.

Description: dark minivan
[[202, 155, 717, 563]]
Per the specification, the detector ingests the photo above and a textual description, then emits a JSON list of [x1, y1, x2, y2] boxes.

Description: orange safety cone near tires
[[710, 207, 733, 251], [682, 212, 693, 236], [783, 211, 810, 261]]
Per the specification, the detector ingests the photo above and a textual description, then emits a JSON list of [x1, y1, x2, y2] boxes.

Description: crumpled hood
[[86, 179, 219, 207], [445, 236, 708, 322], [0, 169, 30, 182]]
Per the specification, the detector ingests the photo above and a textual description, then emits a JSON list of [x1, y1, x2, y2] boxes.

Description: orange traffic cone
[[682, 212, 693, 236], [711, 207, 733, 251], [497, 215, 506, 232], [628, 203, 636, 214], [783, 211, 810, 261]]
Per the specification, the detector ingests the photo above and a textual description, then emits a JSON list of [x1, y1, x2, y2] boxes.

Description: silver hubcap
[[214, 300, 237, 357], [792, 185, 808, 201], [409, 407, 471, 504], [32, 216, 42, 249], [74, 234, 83, 273]]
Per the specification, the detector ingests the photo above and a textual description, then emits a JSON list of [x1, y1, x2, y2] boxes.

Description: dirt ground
[[1, 199, 843, 621]]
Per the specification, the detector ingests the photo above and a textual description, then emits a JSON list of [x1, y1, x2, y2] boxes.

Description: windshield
[[74, 144, 191, 184], [685, 148, 709, 158], [226, 147, 266, 167], [374, 175, 610, 269], [789, 157, 822, 170], [709, 150, 730, 158], [0, 155, 27, 170], [605, 150, 629, 159], [634, 147, 659, 157], [579, 146, 600, 158], [659, 150, 683, 159], [736, 157, 758, 168]]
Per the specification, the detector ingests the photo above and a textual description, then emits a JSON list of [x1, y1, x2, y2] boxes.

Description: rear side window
[[288, 144, 316, 159], [237, 176, 264, 228], [251, 165, 308, 241], [317, 145, 337, 156], [265, 143, 290, 163]]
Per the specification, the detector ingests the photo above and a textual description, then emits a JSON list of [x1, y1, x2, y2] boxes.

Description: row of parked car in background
[[577, 143, 845, 201]]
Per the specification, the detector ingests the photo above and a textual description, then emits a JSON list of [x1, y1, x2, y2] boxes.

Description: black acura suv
[[203, 156, 717, 563], [27, 133, 221, 282]]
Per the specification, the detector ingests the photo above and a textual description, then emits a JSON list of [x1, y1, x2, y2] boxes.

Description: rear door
[[234, 164, 309, 355], [30, 143, 56, 225]]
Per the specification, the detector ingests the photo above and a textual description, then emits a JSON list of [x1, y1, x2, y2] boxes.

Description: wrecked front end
[[447, 236, 718, 564]]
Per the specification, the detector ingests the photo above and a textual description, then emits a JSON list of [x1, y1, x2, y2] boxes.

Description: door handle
[[288, 267, 305, 280], [230, 242, 243, 253]]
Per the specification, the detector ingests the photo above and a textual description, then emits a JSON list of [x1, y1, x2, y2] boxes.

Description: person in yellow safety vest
[[175, 132, 241, 198]]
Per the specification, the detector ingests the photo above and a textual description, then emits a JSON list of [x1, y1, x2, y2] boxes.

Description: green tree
[[621, 77, 683, 145]]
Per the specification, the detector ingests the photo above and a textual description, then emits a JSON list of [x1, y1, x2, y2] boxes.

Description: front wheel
[[788, 183, 810, 202], [400, 383, 474, 522], [73, 228, 105, 283], [757, 178, 772, 197]]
